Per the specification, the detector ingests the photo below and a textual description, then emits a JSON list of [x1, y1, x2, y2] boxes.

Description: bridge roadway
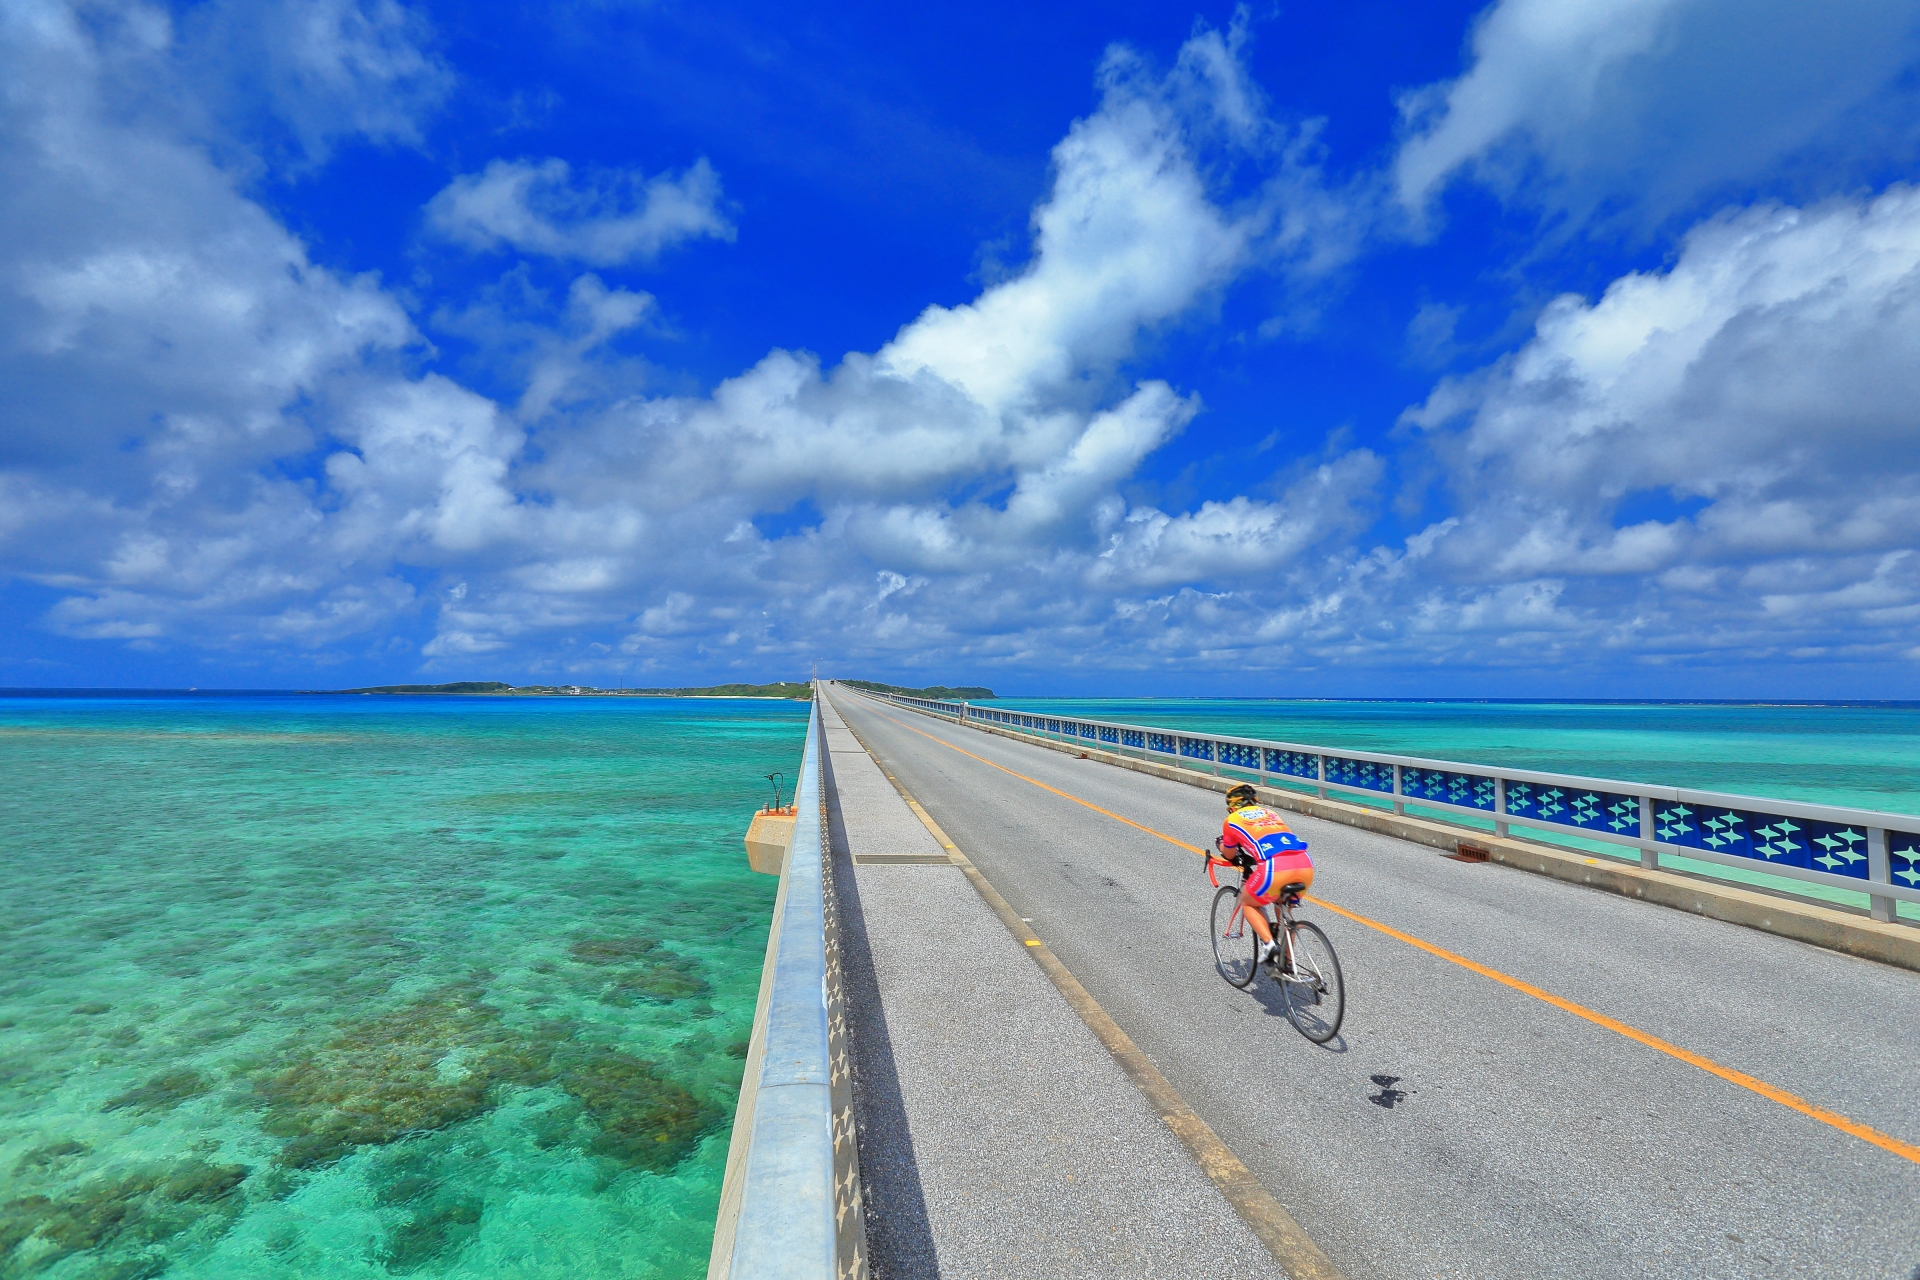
[[827, 688, 1920, 1279]]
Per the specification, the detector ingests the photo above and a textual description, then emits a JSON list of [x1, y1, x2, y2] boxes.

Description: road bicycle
[[1208, 855, 1346, 1043]]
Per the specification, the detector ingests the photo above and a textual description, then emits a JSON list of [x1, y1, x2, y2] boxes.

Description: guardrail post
[[1868, 828, 1895, 923], [1638, 796, 1657, 869], [1316, 754, 1326, 800], [1212, 740, 1221, 776], [1392, 763, 1404, 816], [1258, 747, 1267, 785], [1494, 777, 1508, 838], [960, 701, 969, 727]]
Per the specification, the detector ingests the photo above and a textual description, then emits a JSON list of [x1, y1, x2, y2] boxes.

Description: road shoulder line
[[831, 702, 1349, 1280]]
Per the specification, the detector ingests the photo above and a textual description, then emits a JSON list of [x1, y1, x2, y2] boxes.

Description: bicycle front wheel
[[1210, 884, 1258, 988], [1279, 921, 1345, 1042]]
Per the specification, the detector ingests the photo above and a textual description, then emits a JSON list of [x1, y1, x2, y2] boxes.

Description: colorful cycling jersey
[[1221, 804, 1310, 861]]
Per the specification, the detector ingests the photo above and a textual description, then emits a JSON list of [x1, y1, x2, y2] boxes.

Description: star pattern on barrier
[[1607, 797, 1637, 833], [1702, 809, 1745, 850], [833, 1157, 861, 1230], [1507, 782, 1533, 814], [1811, 827, 1866, 871], [1538, 787, 1567, 820], [1657, 803, 1693, 842], [1753, 817, 1800, 860]]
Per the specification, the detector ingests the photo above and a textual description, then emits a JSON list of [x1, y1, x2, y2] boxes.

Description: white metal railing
[[709, 689, 867, 1279], [852, 687, 1920, 924]]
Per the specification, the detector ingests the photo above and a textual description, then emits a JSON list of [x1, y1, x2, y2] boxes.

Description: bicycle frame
[[1209, 856, 1312, 973]]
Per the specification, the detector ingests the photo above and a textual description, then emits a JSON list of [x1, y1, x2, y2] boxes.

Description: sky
[[5, 0, 1920, 695]]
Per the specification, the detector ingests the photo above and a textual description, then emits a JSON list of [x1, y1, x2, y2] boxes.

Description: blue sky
[[6, 0, 1920, 695]]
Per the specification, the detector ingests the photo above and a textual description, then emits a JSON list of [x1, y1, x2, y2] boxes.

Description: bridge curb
[[949, 717, 1920, 976]]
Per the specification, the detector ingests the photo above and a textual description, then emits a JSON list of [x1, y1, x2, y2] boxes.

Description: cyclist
[[1206, 784, 1312, 968]]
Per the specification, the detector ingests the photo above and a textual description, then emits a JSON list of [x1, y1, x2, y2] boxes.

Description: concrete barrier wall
[[708, 690, 869, 1280]]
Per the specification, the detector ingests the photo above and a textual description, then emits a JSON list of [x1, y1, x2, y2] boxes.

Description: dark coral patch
[[568, 937, 658, 965], [12, 1140, 89, 1176], [104, 1070, 211, 1113], [0, 1158, 248, 1271], [555, 1047, 719, 1172], [382, 1196, 483, 1274], [598, 956, 710, 1006], [252, 983, 553, 1170]]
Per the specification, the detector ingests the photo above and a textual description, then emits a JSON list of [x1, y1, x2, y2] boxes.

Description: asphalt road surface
[[829, 689, 1920, 1280]]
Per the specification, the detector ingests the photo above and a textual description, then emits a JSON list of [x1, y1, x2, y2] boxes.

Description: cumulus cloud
[[14, 1, 1917, 690], [1394, 0, 1920, 231], [425, 157, 735, 265], [1378, 185, 1920, 668], [185, 0, 453, 163], [2, 8, 1382, 680]]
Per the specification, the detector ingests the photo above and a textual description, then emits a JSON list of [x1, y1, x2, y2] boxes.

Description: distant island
[[839, 679, 996, 700], [325, 681, 813, 699]]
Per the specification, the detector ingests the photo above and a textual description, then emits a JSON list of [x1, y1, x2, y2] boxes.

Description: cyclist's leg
[[1237, 888, 1274, 944], [1239, 859, 1276, 944]]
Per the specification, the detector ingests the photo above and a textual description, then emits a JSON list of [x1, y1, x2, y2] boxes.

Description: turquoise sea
[[990, 697, 1920, 920], [0, 693, 807, 1280]]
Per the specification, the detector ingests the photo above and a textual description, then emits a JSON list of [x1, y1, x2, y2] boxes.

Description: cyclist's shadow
[[1245, 976, 1348, 1053]]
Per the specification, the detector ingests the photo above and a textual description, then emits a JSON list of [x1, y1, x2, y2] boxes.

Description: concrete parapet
[[941, 713, 1920, 976], [709, 690, 869, 1280]]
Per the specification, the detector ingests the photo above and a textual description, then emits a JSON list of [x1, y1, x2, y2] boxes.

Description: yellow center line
[[871, 706, 1920, 1168]]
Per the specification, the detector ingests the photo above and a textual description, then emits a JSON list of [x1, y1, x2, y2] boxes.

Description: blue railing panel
[[1657, 803, 1871, 878], [1506, 781, 1639, 835], [1265, 748, 1319, 780], [1326, 755, 1393, 793], [1402, 766, 1497, 811], [1219, 742, 1260, 770], [1179, 736, 1215, 762], [1891, 833, 1920, 889]]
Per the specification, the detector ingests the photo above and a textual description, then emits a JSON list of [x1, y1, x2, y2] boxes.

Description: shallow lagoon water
[[0, 694, 805, 1280]]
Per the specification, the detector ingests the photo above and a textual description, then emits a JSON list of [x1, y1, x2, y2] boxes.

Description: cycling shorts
[[1244, 852, 1314, 903]]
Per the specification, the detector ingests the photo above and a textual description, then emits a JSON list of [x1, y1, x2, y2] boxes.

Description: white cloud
[[1373, 185, 1920, 669], [5, 10, 1376, 678], [16, 3, 1918, 691], [1394, 0, 1920, 231], [426, 157, 735, 265]]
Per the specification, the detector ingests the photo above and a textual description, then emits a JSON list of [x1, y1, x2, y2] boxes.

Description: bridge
[[710, 682, 1920, 1279]]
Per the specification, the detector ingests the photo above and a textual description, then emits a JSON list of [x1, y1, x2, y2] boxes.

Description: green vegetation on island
[[327, 680, 811, 699], [840, 679, 995, 700], [336, 682, 515, 695]]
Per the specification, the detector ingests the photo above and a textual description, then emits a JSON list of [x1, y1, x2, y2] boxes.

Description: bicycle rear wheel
[[1279, 921, 1345, 1042], [1210, 884, 1258, 988]]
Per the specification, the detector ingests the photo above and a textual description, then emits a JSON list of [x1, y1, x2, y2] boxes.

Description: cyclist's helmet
[[1225, 784, 1258, 811]]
